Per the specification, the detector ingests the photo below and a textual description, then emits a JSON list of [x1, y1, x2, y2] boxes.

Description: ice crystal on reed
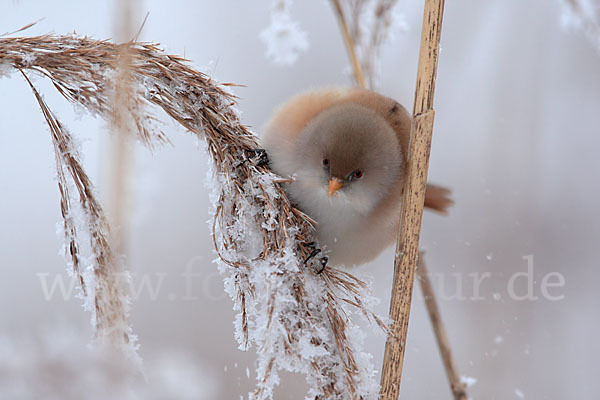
[[261, 0, 309, 66], [209, 167, 380, 399], [0, 328, 216, 399], [1, 34, 382, 399], [559, 0, 600, 50]]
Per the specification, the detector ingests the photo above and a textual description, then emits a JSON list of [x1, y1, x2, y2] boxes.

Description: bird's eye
[[351, 169, 363, 179], [322, 158, 329, 167]]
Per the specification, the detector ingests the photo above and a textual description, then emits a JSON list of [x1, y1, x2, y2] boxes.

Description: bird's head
[[294, 103, 404, 215]]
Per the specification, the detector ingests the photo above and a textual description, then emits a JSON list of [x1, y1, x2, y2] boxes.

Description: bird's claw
[[304, 248, 320, 263], [317, 257, 328, 274], [302, 241, 328, 274]]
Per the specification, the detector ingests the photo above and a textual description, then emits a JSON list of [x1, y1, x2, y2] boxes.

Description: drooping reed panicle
[[0, 34, 386, 399]]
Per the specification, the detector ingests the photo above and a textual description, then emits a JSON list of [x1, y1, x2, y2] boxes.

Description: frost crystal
[[0, 328, 215, 399], [0, 63, 11, 79], [460, 375, 478, 388], [21, 53, 37, 66], [209, 166, 380, 399], [559, 0, 600, 51], [260, 0, 309, 66], [3, 34, 381, 400], [340, 0, 409, 88]]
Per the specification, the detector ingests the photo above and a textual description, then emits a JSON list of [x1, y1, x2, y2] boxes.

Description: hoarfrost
[[44, 106, 140, 366], [559, 0, 600, 51], [342, 0, 410, 88], [6, 34, 381, 399], [21, 52, 37, 66], [260, 0, 309, 66], [209, 167, 380, 399], [0, 328, 216, 400], [0, 62, 12, 79], [460, 375, 478, 388]]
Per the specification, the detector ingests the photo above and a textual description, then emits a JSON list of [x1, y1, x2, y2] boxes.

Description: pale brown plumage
[[262, 87, 452, 267]]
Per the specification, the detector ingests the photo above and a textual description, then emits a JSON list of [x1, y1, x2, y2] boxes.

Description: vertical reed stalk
[[106, 0, 137, 254], [417, 255, 468, 400], [379, 0, 446, 398]]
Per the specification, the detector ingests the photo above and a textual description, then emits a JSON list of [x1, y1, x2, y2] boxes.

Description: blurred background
[[1, 0, 599, 398]]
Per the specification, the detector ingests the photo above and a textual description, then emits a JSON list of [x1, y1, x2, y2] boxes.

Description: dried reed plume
[[17, 70, 137, 358], [0, 34, 384, 399], [334, 0, 400, 89]]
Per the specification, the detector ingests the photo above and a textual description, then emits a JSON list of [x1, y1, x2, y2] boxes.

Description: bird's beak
[[328, 177, 343, 197]]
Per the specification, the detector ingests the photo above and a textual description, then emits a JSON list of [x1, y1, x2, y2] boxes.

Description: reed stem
[[379, 0, 446, 398]]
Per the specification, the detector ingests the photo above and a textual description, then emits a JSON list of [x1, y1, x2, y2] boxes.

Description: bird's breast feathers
[[284, 175, 399, 267]]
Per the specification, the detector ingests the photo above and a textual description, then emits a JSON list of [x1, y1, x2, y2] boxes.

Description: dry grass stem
[[360, 0, 399, 88], [106, 0, 138, 255], [334, 0, 399, 89], [370, 1, 399, 80], [18, 70, 136, 355], [417, 255, 467, 400], [379, 0, 446, 398], [1, 33, 384, 398], [331, 0, 367, 88]]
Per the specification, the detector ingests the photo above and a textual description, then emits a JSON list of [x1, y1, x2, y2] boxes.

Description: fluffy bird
[[261, 87, 451, 267]]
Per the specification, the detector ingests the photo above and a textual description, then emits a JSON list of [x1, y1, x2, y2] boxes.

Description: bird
[[261, 87, 452, 267]]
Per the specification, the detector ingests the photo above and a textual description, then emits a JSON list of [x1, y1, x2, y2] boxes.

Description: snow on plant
[[261, 0, 309, 66], [17, 70, 140, 363], [260, 0, 409, 84], [0, 327, 216, 399], [0, 34, 385, 399], [560, 0, 600, 50], [334, 0, 409, 89], [351, 0, 409, 89]]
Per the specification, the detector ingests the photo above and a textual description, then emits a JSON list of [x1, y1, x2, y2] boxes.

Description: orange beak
[[328, 177, 343, 197]]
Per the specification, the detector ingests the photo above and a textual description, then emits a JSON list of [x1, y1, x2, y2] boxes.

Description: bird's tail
[[424, 184, 454, 215]]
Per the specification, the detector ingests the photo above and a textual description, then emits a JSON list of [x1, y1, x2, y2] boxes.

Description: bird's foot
[[302, 241, 328, 274], [317, 256, 328, 274]]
